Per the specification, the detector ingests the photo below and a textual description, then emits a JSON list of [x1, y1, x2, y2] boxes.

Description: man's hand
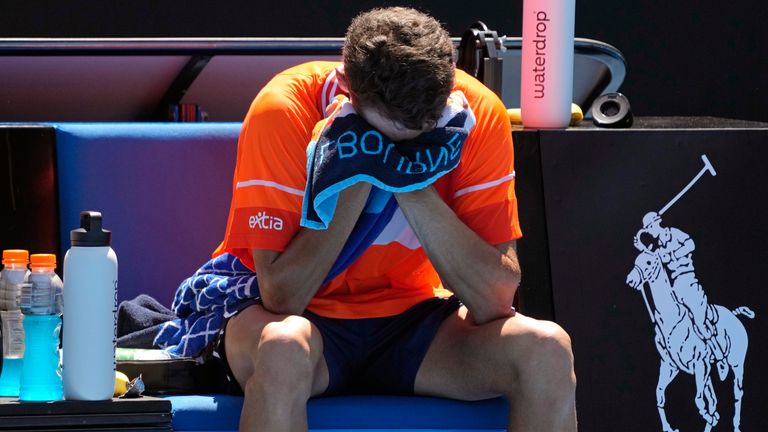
[[395, 186, 520, 325]]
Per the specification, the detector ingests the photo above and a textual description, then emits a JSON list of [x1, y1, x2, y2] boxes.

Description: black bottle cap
[[70, 211, 112, 247]]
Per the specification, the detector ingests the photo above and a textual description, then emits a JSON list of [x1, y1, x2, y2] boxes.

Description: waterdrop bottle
[[0, 250, 30, 396], [63, 211, 118, 400], [19, 253, 64, 401], [520, 0, 576, 128]]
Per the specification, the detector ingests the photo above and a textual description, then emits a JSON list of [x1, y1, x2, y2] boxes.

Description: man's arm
[[395, 186, 520, 325], [251, 182, 372, 315]]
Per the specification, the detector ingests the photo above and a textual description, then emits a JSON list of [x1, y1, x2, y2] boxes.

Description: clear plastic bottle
[[63, 211, 118, 401], [19, 253, 64, 401], [0, 249, 30, 397], [520, 0, 576, 128]]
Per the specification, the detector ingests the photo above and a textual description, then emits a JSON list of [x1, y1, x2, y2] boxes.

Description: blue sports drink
[[19, 315, 62, 401], [19, 254, 63, 401]]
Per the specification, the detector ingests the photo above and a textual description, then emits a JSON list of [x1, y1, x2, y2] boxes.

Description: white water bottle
[[520, 0, 576, 128], [63, 211, 118, 400]]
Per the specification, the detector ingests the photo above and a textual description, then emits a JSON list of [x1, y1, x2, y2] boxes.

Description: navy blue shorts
[[213, 296, 461, 396]]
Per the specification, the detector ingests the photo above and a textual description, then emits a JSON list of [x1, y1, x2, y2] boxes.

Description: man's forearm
[[395, 187, 520, 324], [254, 183, 372, 314]]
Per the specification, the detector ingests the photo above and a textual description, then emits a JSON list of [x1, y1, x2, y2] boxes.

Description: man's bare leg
[[224, 304, 329, 432], [415, 307, 577, 431]]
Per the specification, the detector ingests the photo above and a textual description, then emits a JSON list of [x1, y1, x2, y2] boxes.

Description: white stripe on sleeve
[[236, 179, 305, 196], [453, 172, 516, 199]]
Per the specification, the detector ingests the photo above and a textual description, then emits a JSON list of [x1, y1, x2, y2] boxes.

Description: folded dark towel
[[117, 294, 176, 349]]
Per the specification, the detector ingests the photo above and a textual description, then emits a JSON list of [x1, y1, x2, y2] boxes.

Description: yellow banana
[[114, 371, 130, 397], [507, 103, 583, 126]]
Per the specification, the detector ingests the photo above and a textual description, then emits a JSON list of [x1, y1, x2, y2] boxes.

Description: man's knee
[[534, 321, 573, 365], [516, 321, 575, 387], [248, 318, 317, 390]]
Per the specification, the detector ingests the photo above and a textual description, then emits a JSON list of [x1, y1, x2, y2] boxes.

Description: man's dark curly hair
[[343, 7, 455, 130]]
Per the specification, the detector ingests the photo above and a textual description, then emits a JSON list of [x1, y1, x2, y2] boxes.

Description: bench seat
[[164, 394, 508, 431]]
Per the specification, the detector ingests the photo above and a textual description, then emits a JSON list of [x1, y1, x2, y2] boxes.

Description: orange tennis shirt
[[214, 61, 522, 319]]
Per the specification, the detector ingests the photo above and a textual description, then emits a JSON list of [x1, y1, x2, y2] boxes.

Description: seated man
[[212, 7, 576, 431]]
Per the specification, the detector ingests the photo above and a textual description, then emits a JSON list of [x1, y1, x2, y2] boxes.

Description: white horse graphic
[[626, 248, 754, 432]]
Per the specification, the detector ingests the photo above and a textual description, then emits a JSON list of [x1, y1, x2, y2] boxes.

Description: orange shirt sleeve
[[450, 71, 523, 245], [215, 62, 337, 268]]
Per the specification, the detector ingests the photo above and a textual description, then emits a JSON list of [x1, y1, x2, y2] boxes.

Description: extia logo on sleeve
[[248, 211, 283, 231], [230, 207, 295, 238]]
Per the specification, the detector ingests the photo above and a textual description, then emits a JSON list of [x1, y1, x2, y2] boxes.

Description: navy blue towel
[[117, 294, 176, 349], [301, 92, 476, 229]]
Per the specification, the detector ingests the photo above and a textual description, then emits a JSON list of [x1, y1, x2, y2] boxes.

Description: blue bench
[[166, 394, 507, 431], [52, 123, 508, 431]]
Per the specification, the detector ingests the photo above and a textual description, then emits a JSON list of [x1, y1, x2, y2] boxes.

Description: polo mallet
[[658, 154, 717, 215]]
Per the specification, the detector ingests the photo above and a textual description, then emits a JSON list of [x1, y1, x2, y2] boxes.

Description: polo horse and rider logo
[[625, 155, 755, 432]]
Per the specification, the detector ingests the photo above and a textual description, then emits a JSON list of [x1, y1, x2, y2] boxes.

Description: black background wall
[[1, 0, 766, 122]]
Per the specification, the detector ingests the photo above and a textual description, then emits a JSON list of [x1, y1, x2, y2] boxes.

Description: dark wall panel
[[538, 123, 767, 431]]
